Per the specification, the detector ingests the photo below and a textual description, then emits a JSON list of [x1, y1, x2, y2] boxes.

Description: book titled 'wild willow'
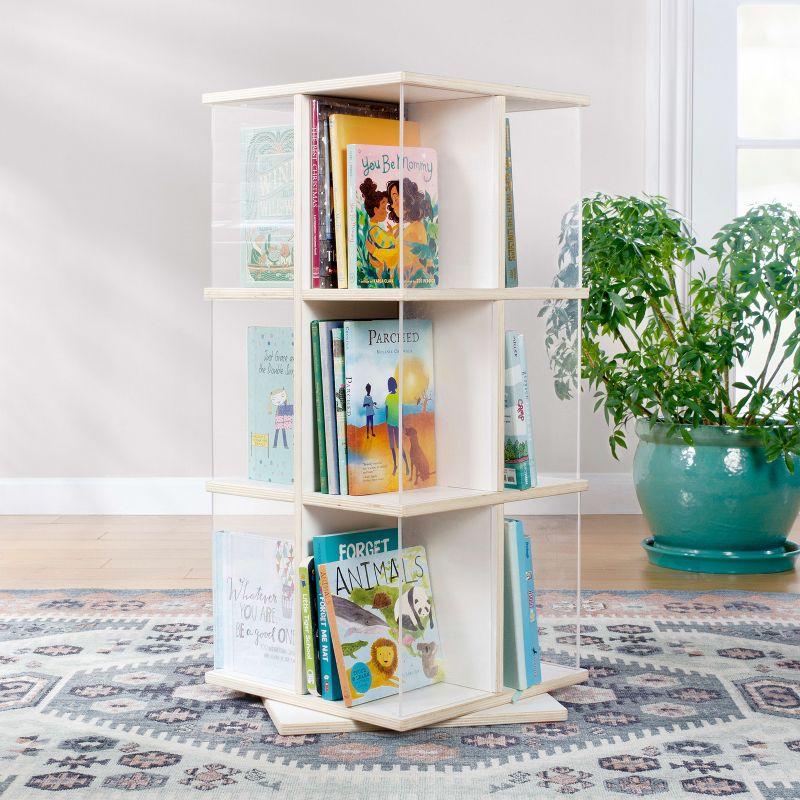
[[347, 144, 438, 289], [319, 545, 443, 707]]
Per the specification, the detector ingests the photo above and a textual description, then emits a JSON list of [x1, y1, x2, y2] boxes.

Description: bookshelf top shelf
[[204, 287, 589, 302], [202, 71, 590, 112]]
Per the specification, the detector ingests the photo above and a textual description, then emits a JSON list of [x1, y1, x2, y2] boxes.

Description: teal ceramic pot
[[634, 420, 800, 573]]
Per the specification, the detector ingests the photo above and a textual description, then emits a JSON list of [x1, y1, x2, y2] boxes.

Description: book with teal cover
[[312, 528, 399, 701], [520, 521, 542, 686], [248, 327, 294, 485], [241, 125, 294, 286], [319, 545, 444, 706], [517, 334, 538, 487], [504, 331, 532, 490], [310, 321, 328, 493], [504, 118, 519, 288], [299, 556, 320, 695], [343, 318, 436, 495], [331, 327, 349, 495]]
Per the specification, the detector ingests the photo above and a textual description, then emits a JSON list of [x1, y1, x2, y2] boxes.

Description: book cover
[[331, 326, 349, 495], [312, 98, 398, 289], [505, 118, 519, 288], [310, 321, 328, 493], [248, 327, 294, 485], [318, 321, 342, 494], [212, 531, 295, 686], [240, 125, 294, 286], [343, 319, 436, 495], [503, 331, 532, 490], [312, 527, 399, 701], [518, 521, 543, 685], [299, 556, 321, 695], [502, 519, 526, 690], [319, 545, 443, 707], [329, 115, 420, 286], [347, 144, 439, 289], [517, 333, 539, 487]]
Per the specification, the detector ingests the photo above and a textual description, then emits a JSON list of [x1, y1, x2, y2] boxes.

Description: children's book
[[318, 321, 342, 494], [517, 333, 538, 487], [213, 531, 295, 687], [248, 327, 294, 485], [331, 327, 349, 495], [347, 144, 438, 289], [299, 556, 321, 695], [312, 528, 399, 701], [502, 519, 541, 689], [241, 125, 294, 286], [504, 118, 519, 288], [328, 115, 420, 286], [311, 98, 398, 288], [503, 331, 533, 490], [319, 545, 443, 707], [343, 319, 436, 495], [310, 321, 328, 493]]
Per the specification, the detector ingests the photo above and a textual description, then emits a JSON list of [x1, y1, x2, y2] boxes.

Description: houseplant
[[542, 195, 800, 573]]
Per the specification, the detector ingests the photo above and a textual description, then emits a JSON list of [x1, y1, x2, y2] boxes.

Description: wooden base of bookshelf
[[263, 691, 567, 735], [206, 661, 586, 733]]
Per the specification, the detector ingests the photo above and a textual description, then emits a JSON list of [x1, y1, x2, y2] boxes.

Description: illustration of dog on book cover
[[343, 319, 436, 495]]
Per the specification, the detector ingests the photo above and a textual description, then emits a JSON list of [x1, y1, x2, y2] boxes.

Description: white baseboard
[[0, 473, 639, 516]]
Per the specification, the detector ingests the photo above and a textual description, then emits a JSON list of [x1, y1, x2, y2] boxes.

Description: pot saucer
[[641, 538, 799, 574]]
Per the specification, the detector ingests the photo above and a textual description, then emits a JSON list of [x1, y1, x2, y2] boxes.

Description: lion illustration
[[348, 637, 399, 697]]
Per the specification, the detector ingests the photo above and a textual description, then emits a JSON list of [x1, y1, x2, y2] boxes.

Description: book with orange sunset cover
[[343, 319, 435, 495], [328, 115, 420, 287]]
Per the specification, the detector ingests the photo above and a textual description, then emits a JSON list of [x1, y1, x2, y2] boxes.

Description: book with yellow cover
[[328, 115, 420, 287]]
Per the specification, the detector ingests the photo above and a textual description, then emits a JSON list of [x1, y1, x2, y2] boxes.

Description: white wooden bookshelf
[[205, 72, 587, 733]]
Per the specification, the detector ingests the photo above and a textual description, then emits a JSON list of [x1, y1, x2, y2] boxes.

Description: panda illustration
[[394, 586, 433, 631]]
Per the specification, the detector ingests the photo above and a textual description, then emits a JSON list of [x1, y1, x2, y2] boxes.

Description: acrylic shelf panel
[[205, 478, 295, 503]]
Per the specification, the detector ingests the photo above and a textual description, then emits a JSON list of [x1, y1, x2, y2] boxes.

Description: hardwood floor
[[0, 514, 797, 591]]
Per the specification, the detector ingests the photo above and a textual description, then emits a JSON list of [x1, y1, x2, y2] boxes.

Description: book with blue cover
[[312, 527, 399, 701], [248, 327, 294, 485]]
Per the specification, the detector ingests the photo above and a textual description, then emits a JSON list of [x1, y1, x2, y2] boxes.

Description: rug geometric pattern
[[0, 589, 798, 799]]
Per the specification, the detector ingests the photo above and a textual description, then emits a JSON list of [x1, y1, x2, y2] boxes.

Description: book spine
[[517, 523, 542, 685], [329, 116, 348, 288], [313, 555, 342, 701], [319, 322, 340, 494], [319, 118, 337, 288], [318, 564, 353, 707], [504, 118, 519, 288], [311, 100, 320, 288], [517, 333, 538, 487], [347, 144, 357, 289], [299, 560, 318, 694], [343, 322, 355, 493], [331, 327, 348, 495], [310, 321, 328, 493], [502, 520, 526, 690], [504, 331, 532, 490]]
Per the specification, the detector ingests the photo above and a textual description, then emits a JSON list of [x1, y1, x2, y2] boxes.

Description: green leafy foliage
[[540, 195, 800, 468]]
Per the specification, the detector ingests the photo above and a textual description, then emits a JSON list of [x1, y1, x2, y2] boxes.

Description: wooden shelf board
[[206, 661, 585, 732], [204, 287, 588, 302], [503, 478, 589, 504], [263, 692, 567, 735], [205, 479, 295, 503], [202, 71, 589, 112], [204, 287, 294, 300]]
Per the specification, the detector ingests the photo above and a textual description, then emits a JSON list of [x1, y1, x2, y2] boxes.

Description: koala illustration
[[394, 586, 433, 632], [416, 641, 439, 679]]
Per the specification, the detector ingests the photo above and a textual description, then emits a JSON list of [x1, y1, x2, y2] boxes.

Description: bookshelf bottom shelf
[[205, 661, 587, 733]]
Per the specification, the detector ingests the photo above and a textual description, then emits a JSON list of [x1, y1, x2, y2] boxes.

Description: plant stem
[[757, 319, 782, 391]]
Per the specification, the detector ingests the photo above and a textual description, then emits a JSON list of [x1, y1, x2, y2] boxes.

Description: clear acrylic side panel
[[506, 106, 581, 288], [212, 100, 296, 289], [504, 298, 582, 671]]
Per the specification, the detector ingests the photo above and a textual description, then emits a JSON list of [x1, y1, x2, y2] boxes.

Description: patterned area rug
[[0, 590, 799, 799]]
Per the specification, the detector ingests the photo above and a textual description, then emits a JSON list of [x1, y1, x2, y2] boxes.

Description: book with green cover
[[504, 330, 532, 490], [299, 556, 320, 695], [312, 527, 399, 701], [331, 327, 349, 495], [310, 321, 328, 493]]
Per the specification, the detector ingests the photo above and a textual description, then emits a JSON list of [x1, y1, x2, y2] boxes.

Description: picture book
[[213, 531, 295, 687], [503, 330, 532, 490], [248, 327, 294, 485], [299, 556, 320, 695], [331, 326, 349, 495], [310, 321, 328, 493], [517, 333, 538, 487], [319, 545, 444, 706], [312, 528, 399, 701], [240, 125, 294, 286], [318, 321, 342, 494], [311, 98, 398, 288], [343, 319, 436, 495], [347, 144, 439, 289], [328, 115, 420, 286], [504, 118, 519, 288]]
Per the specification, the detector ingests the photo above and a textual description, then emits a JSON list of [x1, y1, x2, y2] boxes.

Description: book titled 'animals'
[[343, 319, 435, 495], [318, 545, 443, 706], [347, 144, 438, 289]]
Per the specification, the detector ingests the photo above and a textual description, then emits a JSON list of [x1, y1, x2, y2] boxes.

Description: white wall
[[0, 0, 645, 512]]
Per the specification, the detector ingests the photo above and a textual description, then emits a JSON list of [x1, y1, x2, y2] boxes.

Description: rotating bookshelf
[[204, 72, 589, 733]]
